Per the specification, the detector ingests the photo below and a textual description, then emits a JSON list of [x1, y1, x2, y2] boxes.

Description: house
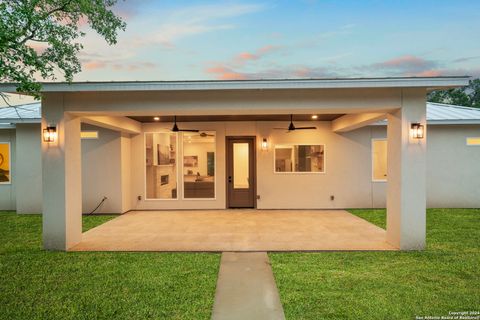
[[0, 76, 478, 251]]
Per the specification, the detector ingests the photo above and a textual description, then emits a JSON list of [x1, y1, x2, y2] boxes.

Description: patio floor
[[70, 210, 396, 252]]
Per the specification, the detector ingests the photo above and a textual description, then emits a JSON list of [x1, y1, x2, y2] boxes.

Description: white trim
[[181, 131, 217, 201], [371, 138, 387, 182], [0, 142, 11, 185], [0, 77, 469, 93], [466, 137, 480, 146], [143, 131, 179, 201], [273, 144, 326, 174]]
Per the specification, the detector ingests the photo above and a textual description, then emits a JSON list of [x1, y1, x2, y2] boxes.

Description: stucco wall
[[130, 121, 480, 210], [81, 124, 131, 214], [5, 121, 480, 212], [426, 125, 480, 208], [0, 129, 16, 210], [15, 124, 42, 213]]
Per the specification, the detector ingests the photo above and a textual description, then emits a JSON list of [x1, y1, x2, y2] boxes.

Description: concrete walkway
[[71, 210, 395, 251], [212, 252, 285, 320]]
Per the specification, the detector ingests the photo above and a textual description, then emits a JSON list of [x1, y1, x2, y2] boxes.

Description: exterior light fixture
[[261, 138, 268, 150], [153, 116, 160, 121], [311, 115, 318, 120], [411, 123, 424, 139], [43, 126, 57, 143]]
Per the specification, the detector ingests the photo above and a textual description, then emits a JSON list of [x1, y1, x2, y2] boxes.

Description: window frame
[[273, 143, 326, 174], [80, 131, 99, 139], [466, 137, 480, 146], [371, 138, 387, 183], [181, 131, 217, 201], [0, 142, 11, 185], [143, 131, 179, 201]]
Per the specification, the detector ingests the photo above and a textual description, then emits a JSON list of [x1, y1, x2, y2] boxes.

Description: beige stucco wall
[[0, 129, 16, 210], [15, 124, 42, 213]]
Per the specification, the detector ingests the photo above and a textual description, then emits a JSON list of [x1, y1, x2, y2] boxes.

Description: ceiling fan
[[274, 114, 317, 132], [199, 132, 215, 137], [171, 116, 199, 133]]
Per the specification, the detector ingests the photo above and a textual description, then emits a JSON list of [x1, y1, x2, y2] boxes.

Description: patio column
[[386, 88, 427, 250], [42, 93, 82, 250]]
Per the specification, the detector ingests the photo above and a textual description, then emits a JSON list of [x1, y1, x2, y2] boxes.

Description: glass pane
[[183, 131, 216, 199], [145, 133, 177, 199], [372, 140, 387, 180], [275, 145, 324, 173], [233, 143, 249, 189], [275, 147, 293, 172]]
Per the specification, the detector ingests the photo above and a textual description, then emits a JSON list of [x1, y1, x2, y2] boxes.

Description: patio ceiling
[[128, 114, 344, 123]]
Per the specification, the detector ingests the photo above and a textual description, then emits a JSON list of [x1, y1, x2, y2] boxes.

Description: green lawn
[[270, 209, 480, 320], [0, 212, 220, 320]]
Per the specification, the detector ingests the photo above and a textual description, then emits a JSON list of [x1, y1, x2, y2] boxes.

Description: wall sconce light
[[43, 125, 57, 143], [261, 138, 268, 151], [411, 123, 424, 139]]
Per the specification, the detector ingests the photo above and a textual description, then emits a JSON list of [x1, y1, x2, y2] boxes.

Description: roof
[[1, 100, 480, 125], [426, 102, 480, 124], [0, 102, 41, 123], [0, 76, 470, 93]]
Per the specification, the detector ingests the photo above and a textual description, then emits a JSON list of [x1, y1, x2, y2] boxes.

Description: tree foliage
[[0, 0, 126, 100], [428, 78, 480, 108]]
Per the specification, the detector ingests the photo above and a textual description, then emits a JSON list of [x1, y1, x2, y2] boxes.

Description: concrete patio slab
[[70, 210, 396, 251], [211, 252, 285, 320]]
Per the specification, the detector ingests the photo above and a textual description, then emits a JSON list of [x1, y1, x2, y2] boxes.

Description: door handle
[[228, 176, 232, 183]]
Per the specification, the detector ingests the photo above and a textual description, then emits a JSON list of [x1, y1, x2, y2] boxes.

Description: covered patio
[[71, 210, 395, 251]]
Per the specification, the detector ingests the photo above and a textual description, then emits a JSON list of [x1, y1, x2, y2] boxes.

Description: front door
[[226, 137, 256, 208]]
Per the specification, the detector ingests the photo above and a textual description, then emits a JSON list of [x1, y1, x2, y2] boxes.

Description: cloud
[[82, 59, 156, 71], [233, 45, 281, 66], [452, 56, 480, 63], [372, 55, 437, 73], [205, 63, 337, 80], [137, 3, 265, 48]]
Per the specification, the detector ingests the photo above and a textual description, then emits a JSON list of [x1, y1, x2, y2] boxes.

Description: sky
[[68, 0, 480, 82]]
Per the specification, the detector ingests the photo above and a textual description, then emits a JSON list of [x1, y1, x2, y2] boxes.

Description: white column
[[386, 88, 427, 250], [42, 93, 82, 250]]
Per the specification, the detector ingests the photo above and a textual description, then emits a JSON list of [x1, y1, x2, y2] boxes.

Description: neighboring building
[[0, 77, 476, 250]]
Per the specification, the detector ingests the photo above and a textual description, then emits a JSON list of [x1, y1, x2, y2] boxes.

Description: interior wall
[[15, 124, 42, 213], [0, 129, 16, 210]]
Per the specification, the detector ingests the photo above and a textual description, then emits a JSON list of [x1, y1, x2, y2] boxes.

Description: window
[[81, 131, 99, 139], [145, 132, 177, 199], [0, 142, 11, 184], [183, 131, 216, 199], [372, 139, 387, 182], [466, 137, 480, 146], [274, 145, 325, 173]]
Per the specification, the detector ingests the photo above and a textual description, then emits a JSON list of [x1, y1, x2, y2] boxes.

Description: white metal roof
[[0, 76, 470, 93], [1, 100, 479, 125], [0, 102, 41, 123], [426, 102, 480, 124]]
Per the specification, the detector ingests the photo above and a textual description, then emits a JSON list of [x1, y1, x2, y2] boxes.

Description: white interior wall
[[0, 129, 16, 210]]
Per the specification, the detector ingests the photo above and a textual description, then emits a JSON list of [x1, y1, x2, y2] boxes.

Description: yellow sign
[[0, 143, 10, 183]]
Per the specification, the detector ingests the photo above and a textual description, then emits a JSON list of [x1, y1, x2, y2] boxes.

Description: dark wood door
[[226, 137, 256, 208]]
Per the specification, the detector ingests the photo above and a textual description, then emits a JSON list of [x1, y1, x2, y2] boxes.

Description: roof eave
[[0, 76, 470, 93]]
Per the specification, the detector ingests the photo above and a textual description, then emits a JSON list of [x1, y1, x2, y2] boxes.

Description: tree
[[428, 78, 480, 108], [0, 0, 126, 103]]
